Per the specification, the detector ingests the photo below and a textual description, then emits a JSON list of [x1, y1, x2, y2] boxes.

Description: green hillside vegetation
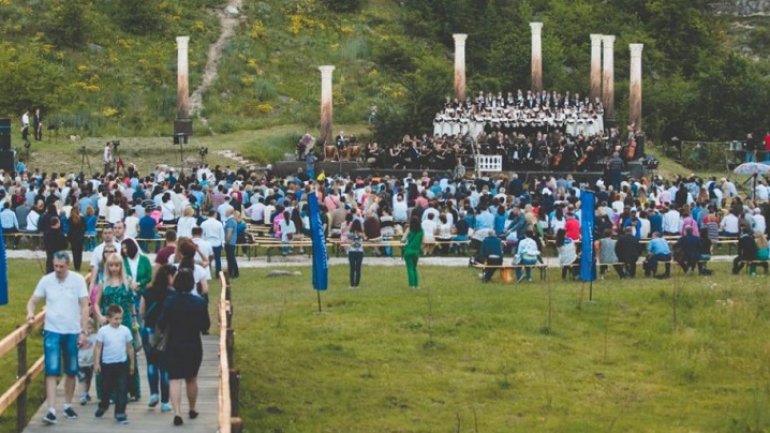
[[1, 0, 769, 147]]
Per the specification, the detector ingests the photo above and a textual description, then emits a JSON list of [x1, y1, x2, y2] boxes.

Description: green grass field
[[1, 260, 769, 432], [234, 262, 770, 433]]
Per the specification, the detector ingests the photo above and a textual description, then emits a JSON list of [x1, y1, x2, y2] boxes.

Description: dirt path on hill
[[190, 0, 243, 134]]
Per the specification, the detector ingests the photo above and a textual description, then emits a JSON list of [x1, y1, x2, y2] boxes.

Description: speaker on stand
[[0, 119, 16, 172]]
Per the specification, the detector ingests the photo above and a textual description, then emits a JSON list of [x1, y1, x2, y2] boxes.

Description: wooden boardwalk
[[23, 335, 220, 433]]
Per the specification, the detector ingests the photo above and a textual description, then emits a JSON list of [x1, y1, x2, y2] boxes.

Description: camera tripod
[[79, 147, 92, 176]]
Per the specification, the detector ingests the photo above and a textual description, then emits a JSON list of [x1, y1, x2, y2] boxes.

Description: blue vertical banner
[[0, 224, 7, 305], [307, 191, 328, 291], [579, 190, 596, 282]]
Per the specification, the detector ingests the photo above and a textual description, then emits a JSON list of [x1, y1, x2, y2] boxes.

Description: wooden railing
[[0, 310, 45, 433], [218, 272, 242, 433]]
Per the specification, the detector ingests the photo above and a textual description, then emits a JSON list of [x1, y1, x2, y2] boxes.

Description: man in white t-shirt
[[192, 227, 213, 281], [90, 226, 120, 276], [27, 252, 89, 424], [200, 210, 225, 275]]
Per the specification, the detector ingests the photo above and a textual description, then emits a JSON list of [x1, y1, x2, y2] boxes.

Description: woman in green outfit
[[402, 216, 424, 289], [121, 238, 152, 325], [94, 253, 141, 401]]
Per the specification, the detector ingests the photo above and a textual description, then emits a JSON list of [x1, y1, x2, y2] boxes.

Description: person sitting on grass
[[94, 304, 135, 424]]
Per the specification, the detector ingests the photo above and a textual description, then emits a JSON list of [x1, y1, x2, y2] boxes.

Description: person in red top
[[764, 131, 770, 162], [564, 212, 581, 241], [154, 230, 177, 268]]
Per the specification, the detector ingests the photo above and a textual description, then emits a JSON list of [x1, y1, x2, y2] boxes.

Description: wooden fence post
[[16, 330, 26, 433], [229, 369, 240, 417]]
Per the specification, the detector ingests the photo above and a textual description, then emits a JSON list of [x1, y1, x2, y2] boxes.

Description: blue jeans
[[140, 327, 169, 402], [43, 331, 79, 377], [212, 246, 222, 274], [348, 251, 364, 287], [745, 151, 755, 162], [515, 258, 538, 281]]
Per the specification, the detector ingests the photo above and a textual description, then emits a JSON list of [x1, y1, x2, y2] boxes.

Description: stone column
[[589, 34, 603, 101], [453, 34, 468, 101], [176, 36, 190, 119], [530, 22, 543, 92], [629, 43, 644, 130], [601, 35, 616, 119], [319, 65, 335, 146]]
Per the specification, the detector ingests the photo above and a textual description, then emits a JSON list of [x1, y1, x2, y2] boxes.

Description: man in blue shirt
[[644, 232, 672, 278], [476, 230, 503, 282], [1, 202, 19, 232], [224, 208, 239, 279]]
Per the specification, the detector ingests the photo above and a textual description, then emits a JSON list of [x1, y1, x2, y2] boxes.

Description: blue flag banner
[[579, 190, 596, 282], [0, 224, 7, 305], [307, 192, 328, 291]]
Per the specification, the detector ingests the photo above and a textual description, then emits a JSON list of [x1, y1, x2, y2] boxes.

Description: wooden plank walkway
[[23, 335, 220, 433]]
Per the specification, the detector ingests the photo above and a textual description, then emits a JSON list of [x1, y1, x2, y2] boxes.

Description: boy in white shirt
[[94, 305, 134, 424]]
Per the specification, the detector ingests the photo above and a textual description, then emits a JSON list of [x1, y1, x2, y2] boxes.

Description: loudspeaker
[[0, 118, 10, 151], [0, 150, 15, 172], [174, 119, 193, 136]]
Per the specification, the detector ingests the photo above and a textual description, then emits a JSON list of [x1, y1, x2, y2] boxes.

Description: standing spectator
[[555, 228, 578, 280], [121, 239, 152, 317], [200, 210, 224, 275], [224, 208, 239, 279], [154, 230, 177, 268], [158, 269, 210, 427], [176, 206, 197, 239], [21, 110, 30, 142], [93, 304, 134, 424], [1, 202, 19, 232], [138, 208, 159, 252], [139, 265, 176, 413], [420, 212, 437, 256], [34, 108, 43, 141], [44, 217, 68, 273], [103, 142, 113, 174], [191, 227, 213, 281], [346, 219, 365, 288], [615, 226, 641, 278], [84, 207, 97, 251], [402, 216, 423, 289], [68, 207, 85, 272], [124, 208, 139, 239], [26, 252, 89, 425]]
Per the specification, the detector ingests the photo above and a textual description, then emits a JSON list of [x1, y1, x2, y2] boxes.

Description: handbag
[[149, 326, 169, 353]]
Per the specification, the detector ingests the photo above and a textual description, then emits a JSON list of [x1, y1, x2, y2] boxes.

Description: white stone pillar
[[590, 34, 603, 101], [530, 22, 543, 92], [629, 43, 644, 130], [319, 65, 335, 146], [601, 35, 616, 119], [453, 34, 468, 101], [176, 36, 190, 119]]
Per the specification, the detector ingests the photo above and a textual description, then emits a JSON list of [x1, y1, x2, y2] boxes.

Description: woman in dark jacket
[[158, 269, 210, 426], [68, 207, 85, 271], [43, 216, 68, 273]]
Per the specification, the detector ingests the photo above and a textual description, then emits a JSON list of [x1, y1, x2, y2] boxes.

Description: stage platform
[[273, 160, 645, 184]]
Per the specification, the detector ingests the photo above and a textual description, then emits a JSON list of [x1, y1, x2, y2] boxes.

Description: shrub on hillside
[[320, 0, 362, 13]]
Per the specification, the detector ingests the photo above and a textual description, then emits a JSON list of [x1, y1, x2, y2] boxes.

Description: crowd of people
[[7, 145, 770, 426]]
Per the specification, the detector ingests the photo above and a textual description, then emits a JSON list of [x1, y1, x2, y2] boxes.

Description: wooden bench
[[737, 260, 769, 275], [471, 262, 548, 282]]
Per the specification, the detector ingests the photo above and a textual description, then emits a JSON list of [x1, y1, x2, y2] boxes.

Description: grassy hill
[[1, 0, 769, 150]]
